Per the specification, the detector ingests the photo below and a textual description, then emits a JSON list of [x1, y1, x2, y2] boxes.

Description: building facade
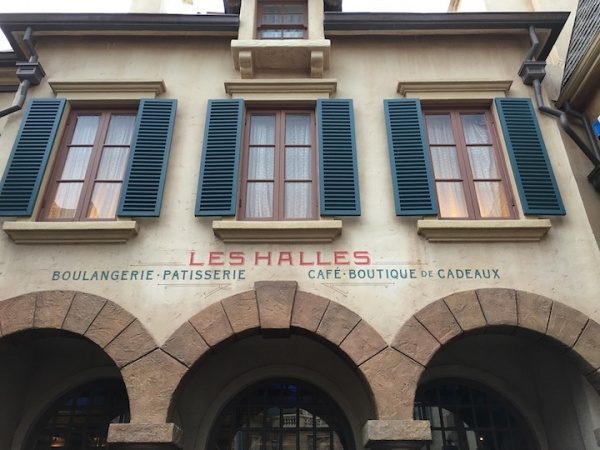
[[0, 0, 599, 449]]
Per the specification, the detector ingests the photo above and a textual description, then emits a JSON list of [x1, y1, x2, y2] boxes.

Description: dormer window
[[257, 1, 307, 39]]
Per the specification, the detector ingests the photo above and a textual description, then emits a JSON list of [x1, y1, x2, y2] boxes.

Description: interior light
[[50, 436, 65, 448]]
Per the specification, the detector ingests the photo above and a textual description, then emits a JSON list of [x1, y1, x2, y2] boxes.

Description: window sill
[[417, 219, 551, 242], [212, 220, 342, 243], [231, 39, 330, 78], [2, 220, 139, 244]]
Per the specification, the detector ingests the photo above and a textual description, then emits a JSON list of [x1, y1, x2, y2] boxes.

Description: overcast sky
[[0, 0, 477, 51]]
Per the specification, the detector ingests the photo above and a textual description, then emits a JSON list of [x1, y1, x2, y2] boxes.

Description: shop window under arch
[[208, 379, 353, 450], [26, 378, 129, 450], [414, 380, 537, 450]]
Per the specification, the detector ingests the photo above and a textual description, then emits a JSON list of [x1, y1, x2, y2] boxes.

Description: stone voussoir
[[255, 281, 297, 330], [162, 321, 210, 368], [62, 292, 107, 335], [0, 293, 37, 336], [516, 290, 552, 335], [476, 288, 517, 327], [392, 316, 439, 367], [546, 301, 589, 349], [291, 291, 329, 332], [571, 319, 600, 372], [316, 301, 361, 345], [221, 290, 259, 334], [415, 299, 461, 344], [34, 290, 75, 329], [105, 319, 157, 368], [443, 290, 486, 332], [189, 301, 234, 347], [84, 301, 136, 348], [340, 320, 387, 366]]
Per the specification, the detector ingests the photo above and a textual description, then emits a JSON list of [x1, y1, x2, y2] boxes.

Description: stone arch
[[0, 290, 159, 426], [389, 288, 600, 419]]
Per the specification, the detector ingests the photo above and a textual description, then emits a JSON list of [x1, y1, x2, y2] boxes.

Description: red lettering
[[299, 251, 314, 266], [277, 251, 293, 266], [188, 251, 204, 266], [316, 251, 332, 266], [353, 251, 371, 265], [229, 251, 245, 266], [255, 251, 272, 265], [208, 251, 225, 266], [333, 251, 350, 265]]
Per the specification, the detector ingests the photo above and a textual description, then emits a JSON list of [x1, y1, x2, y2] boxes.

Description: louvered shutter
[[0, 98, 66, 217], [317, 99, 360, 216], [495, 98, 565, 215], [384, 99, 438, 216], [195, 99, 244, 216], [118, 99, 177, 217]]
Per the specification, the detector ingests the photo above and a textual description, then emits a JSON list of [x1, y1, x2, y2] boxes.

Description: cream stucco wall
[[0, 30, 598, 353]]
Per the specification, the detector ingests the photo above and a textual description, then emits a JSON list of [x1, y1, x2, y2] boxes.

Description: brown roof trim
[[0, 13, 239, 59], [324, 11, 569, 60], [222, 0, 342, 14]]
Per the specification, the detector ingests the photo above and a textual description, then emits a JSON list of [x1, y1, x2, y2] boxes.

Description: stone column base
[[107, 423, 183, 449], [363, 420, 431, 449]]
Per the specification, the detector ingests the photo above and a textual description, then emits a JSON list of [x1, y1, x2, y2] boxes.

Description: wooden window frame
[[39, 108, 136, 222], [256, 0, 308, 40], [238, 108, 318, 221], [423, 106, 517, 220]]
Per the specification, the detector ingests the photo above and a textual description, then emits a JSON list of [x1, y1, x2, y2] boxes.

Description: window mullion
[[276, 111, 285, 220], [452, 111, 479, 220]]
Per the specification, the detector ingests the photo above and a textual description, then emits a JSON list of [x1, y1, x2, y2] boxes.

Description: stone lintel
[[363, 420, 431, 449]]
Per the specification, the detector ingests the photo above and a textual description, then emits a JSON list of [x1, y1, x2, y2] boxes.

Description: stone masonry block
[[105, 320, 157, 368], [415, 300, 461, 344], [516, 291, 552, 335], [571, 319, 600, 372], [363, 419, 432, 446], [443, 291, 485, 332], [34, 291, 74, 329], [189, 302, 233, 347], [122, 349, 187, 423], [291, 291, 329, 332], [317, 302, 360, 345], [255, 281, 297, 330], [392, 317, 440, 366], [62, 292, 106, 335], [340, 320, 387, 366], [85, 301, 135, 348], [162, 321, 210, 367], [546, 301, 588, 348], [108, 422, 183, 447], [0, 293, 36, 335], [360, 348, 423, 419], [476, 289, 517, 327], [221, 290, 259, 334]]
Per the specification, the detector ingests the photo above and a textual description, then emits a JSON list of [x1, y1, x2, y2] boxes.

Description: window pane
[[474, 182, 510, 218], [286, 115, 311, 145], [426, 115, 454, 145], [262, 5, 280, 23], [61, 147, 92, 180], [250, 115, 276, 145], [286, 148, 311, 180], [430, 146, 461, 179], [248, 147, 275, 179], [436, 182, 469, 218], [282, 29, 304, 38], [461, 113, 491, 144], [71, 115, 100, 145], [260, 29, 282, 38], [87, 183, 122, 219], [105, 115, 135, 145], [246, 182, 273, 218], [468, 146, 499, 179], [47, 183, 83, 219], [97, 147, 130, 180], [285, 183, 311, 219]]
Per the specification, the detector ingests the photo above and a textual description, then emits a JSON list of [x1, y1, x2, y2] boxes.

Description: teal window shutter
[[317, 98, 360, 216], [118, 99, 177, 217], [495, 98, 565, 215], [195, 99, 244, 216], [0, 98, 66, 217], [384, 98, 438, 216]]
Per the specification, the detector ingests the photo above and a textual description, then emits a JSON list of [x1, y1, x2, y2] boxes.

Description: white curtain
[[246, 115, 275, 218], [71, 115, 99, 145], [105, 115, 135, 145]]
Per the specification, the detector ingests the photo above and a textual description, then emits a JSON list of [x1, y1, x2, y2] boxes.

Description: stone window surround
[[397, 80, 554, 243], [215, 78, 342, 243], [1, 79, 166, 244]]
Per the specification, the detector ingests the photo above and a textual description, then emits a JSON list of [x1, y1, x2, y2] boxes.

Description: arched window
[[27, 378, 129, 450], [414, 380, 537, 450], [209, 379, 353, 450]]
